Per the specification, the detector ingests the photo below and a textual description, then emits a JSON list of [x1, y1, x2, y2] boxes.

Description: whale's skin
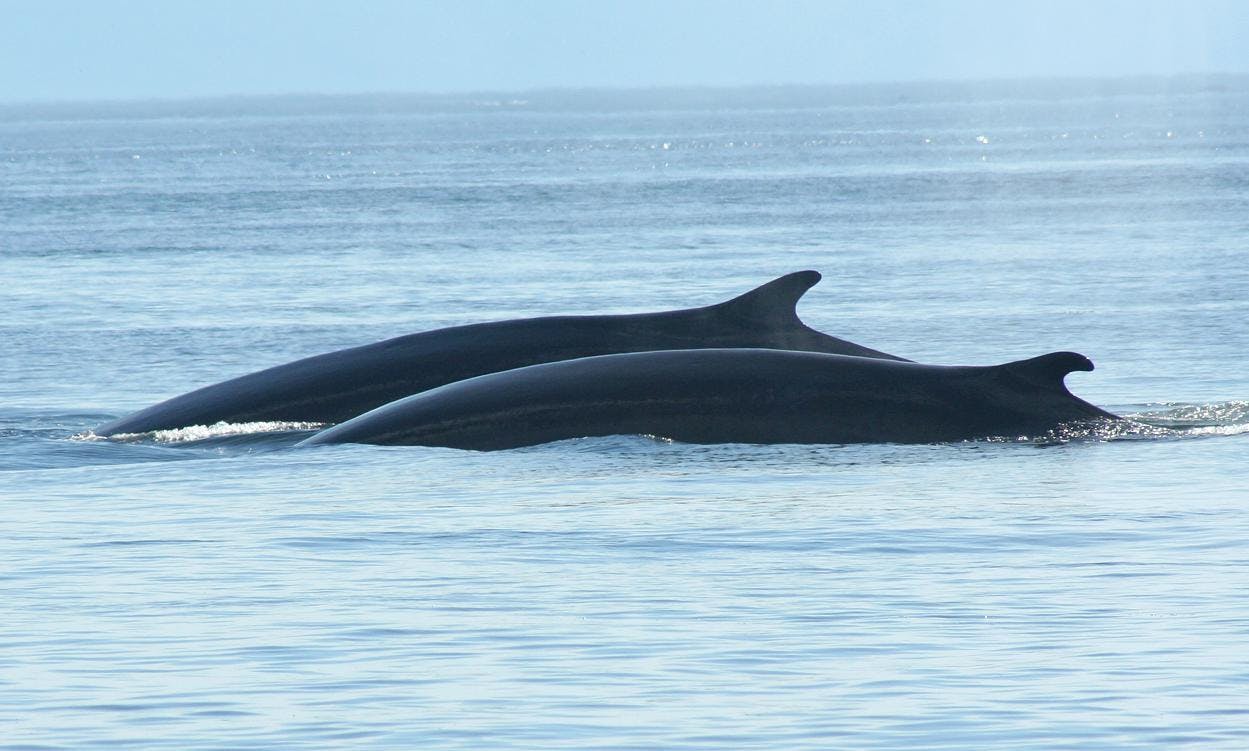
[[297, 348, 1119, 450], [95, 271, 903, 436]]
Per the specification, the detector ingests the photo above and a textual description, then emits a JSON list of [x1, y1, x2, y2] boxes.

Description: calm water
[[3, 79, 1248, 749]]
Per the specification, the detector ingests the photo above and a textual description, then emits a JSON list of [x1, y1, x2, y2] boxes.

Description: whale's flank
[[95, 272, 902, 435]]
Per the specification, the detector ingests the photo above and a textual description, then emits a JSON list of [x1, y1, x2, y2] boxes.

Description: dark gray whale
[[297, 348, 1119, 450], [95, 271, 902, 436]]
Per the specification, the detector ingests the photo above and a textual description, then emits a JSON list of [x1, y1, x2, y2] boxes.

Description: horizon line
[[4, 71, 1248, 110]]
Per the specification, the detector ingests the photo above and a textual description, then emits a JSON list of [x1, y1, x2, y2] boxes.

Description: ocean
[[3, 77, 1248, 749]]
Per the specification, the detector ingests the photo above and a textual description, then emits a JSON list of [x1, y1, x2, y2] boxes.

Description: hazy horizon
[[4, 0, 1249, 105], [4, 74, 1245, 124], [5, 72, 1249, 108]]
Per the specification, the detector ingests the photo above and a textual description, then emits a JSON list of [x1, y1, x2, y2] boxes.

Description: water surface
[[3, 79, 1248, 749]]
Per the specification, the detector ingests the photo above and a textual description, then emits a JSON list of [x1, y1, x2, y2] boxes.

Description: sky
[[3, 0, 1249, 103]]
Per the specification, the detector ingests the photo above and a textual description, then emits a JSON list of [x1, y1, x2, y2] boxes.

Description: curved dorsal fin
[[708, 270, 908, 361], [995, 351, 1094, 390], [714, 270, 821, 323]]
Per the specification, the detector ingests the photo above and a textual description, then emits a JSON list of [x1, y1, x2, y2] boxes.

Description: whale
[[95, 271, 903, 436], [297, 348, 1119, 450]]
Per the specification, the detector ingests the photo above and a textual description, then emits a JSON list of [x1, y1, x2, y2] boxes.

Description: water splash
[[74, 421, 326, 444]]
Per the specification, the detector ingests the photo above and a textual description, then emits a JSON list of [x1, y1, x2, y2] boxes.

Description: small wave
[[1022, 401, 1249, 444], [73, 421, 326, 444], [1127, 401, 1249, 429]]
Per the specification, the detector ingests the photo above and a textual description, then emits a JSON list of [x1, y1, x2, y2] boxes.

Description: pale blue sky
[[3, 0, 1248, 103]]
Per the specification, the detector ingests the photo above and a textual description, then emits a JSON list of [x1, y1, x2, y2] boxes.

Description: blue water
[[3, 79, 1249, 749]]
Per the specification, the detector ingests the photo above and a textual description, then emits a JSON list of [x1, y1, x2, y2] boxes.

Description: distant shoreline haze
[[1, 74, 1246, 123]]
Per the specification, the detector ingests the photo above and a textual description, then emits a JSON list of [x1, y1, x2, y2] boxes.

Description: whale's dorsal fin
[[995, 351, 1094, 391], [708, 270, 909, 361], [714, 270, 821, 323]]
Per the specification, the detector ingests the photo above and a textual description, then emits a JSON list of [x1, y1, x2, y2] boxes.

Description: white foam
[[75, 421, 325, 444]]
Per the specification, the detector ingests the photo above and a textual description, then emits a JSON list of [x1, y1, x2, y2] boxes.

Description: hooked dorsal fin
[[995, 351, 1094, 390], [708, 270, 908, 361], [714, 270, 821, 323]]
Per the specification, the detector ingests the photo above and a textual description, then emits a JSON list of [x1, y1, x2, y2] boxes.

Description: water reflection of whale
[[299, 348, 1119, 450], [96, 271, 899, 436]]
